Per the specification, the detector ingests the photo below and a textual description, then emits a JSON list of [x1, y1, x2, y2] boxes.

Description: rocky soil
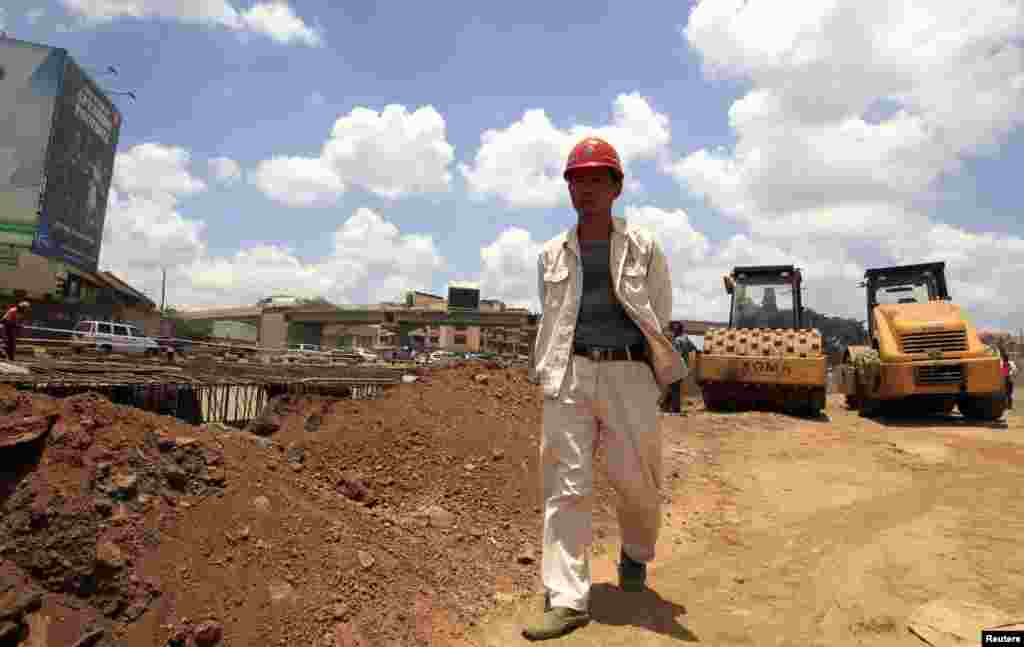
[[0, 362, 632, 646]]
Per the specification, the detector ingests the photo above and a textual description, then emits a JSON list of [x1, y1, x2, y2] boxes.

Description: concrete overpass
[[178, 306, 262, 323], [671, 319, 729, 335], [179, 304, 532, 349], [179, 303, 727, 350]]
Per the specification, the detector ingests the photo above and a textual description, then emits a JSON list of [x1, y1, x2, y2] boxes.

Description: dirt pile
[[0, 361, 648, 645], [0, 362, 601, 646], [0, 385, 228, 646]]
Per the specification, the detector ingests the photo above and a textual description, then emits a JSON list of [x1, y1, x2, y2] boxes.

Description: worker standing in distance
[[524, 137, 686, 640], [2, 301, 31, 361], [1000, 346, 1015, 410], [669, 321, 696, 414]]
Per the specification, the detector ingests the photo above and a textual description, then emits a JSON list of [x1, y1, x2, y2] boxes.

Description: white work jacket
[[530, 216, 687, 399]]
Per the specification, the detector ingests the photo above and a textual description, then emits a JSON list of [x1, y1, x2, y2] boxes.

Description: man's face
[[567, 167, 621, 218]]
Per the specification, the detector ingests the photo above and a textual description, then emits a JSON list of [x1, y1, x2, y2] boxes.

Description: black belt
[[573, 342, 646, 362]]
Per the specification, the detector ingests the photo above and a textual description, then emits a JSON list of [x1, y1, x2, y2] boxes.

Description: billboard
[[448, 286, 480, 311], [0, 39, 65, 254], [33, 52, 121, 273]]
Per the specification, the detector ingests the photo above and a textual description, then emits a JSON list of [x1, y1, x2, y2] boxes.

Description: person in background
[[2, 301, 31, 361], [668, 322, 696, 414], [1000, 346, 1015, 410]]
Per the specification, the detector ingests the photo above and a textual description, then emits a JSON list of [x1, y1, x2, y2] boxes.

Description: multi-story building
[[0, 252, 160, 336], [324, 323, 397, 353], [405, 290, 448, 310], [479, 308, 536, 358], [381, 291, 539, 357], [439, 323, 481, 352]]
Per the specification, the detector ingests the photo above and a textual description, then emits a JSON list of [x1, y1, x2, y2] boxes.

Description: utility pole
[[160, 268, 166, 314]]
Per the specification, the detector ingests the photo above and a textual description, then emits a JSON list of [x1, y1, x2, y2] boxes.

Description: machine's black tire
[[701, 386, 722, 411], [958, 394, 1007, 421], [782, 398, 804, 416], [858, 391, 883, 418], [917, 398, 956, 417], [806, 387, 826, 417]]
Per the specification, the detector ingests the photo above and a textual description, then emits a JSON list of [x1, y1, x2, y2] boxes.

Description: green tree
[[163, 308, 213, 339], [299, 296, 335, 306]]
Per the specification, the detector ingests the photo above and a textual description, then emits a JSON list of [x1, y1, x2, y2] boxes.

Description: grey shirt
[[573, 239, 645, 348]]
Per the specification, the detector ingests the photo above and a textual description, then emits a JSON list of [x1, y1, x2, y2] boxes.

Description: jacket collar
[[564, 216, 626, 252]]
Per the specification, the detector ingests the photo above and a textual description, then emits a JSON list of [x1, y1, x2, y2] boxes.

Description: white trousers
[[541, 354, 663, 611]]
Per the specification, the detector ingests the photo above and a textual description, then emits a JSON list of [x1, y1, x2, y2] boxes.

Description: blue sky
[[2, 0, 1022, 331]]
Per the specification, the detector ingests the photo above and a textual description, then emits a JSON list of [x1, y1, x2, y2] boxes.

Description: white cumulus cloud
[[461, 93, 672, 208], [250, 156, 345, 207], [674, 0, 1024, 221], [100, 143, 446, 309], [662, 0, 1024, 331], [113, 143, 206, 199], [101, 144, 208, 284], [167, 207, 446, 307], [60, 0, 322, 46], [322, 105, 454, 199], [238, 2, 321, 46], [253, 104, 454, 206], [476, 227, 544, 310], [103, 188, 206, 272]]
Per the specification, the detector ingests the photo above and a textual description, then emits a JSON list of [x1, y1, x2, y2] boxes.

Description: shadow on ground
[[588, 583, 698, 642], [699, 407, 831, 423], [0, 436, 46, 509], [870, 413, 1009, 431]]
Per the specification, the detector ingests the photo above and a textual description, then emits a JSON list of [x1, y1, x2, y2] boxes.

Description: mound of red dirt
[[0, 363, 632, 646]]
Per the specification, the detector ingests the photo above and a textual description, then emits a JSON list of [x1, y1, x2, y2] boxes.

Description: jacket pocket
[[544, 265, 569, 282], [618, 255, 652, 312], [622, 245, 650, 277], [543, 264, 571, 308], [623, 261, 648, 277]]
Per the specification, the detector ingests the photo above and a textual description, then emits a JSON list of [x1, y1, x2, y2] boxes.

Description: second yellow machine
[[836, 262, 1006, 420]]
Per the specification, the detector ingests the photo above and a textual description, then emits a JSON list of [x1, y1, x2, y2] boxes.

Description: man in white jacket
[[523, 137, 686, 641]]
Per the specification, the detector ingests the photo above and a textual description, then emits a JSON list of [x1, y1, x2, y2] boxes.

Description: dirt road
[[473, 397, 1024, 646]]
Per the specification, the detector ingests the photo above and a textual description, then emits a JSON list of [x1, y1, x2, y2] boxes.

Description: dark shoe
[[618, 549, 647, 592], [522, 606, 590, 641]]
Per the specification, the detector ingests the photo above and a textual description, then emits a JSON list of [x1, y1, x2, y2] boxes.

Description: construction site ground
[[1, 363, 1022, 646]]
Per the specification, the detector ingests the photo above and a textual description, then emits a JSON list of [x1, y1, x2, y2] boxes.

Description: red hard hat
[[564, 137, 623, 181]]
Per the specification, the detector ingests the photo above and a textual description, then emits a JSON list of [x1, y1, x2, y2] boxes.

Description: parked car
[[394, 347, 416, 361], [72, 320, 162, 356], [354, 348, 378, 362], [288, 343, 324, 354]]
